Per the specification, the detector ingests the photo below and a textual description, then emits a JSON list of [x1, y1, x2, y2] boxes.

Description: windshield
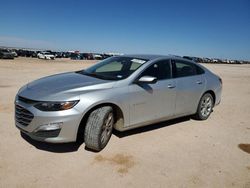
[[79, 56, 148, 80]]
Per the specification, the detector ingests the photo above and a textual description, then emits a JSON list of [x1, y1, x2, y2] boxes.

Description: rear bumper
[[214, 84, 222, 106]]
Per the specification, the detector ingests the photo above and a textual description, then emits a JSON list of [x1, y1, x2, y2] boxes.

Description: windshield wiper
[[76, 70, 119, 80], [75, 70, 96, 77], [84, 72, 101, 78]]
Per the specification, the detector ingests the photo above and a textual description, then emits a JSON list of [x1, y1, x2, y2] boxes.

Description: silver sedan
[[15, 55, 222, 151]]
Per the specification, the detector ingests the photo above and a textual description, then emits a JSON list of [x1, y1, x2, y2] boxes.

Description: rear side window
[[172, 60, 204, 78], [140, 60, 171, 80], [196, 65, 205, 74]]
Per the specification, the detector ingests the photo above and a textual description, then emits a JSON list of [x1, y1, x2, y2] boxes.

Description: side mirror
[[137, 76, 157, 84]]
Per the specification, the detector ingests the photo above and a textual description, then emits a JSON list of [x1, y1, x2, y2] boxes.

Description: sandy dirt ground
[[0, 57, 249, 188]]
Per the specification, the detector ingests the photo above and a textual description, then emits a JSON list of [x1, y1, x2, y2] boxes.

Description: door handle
[[168, 84, 176, 89], [196, 80, 203, 84]]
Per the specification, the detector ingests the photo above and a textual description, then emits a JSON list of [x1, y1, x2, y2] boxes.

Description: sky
[[0, 0, 249, 60]]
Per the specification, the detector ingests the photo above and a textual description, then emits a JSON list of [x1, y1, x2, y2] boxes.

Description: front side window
[[81, 56, 148, 80], [139, 60, 171, 80]]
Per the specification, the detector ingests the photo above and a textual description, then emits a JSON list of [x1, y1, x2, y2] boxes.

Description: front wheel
[[194, 93, 214, 120], [84, 106, 114, 151]]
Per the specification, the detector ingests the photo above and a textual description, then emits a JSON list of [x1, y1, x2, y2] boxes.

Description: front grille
[[15, 105, 34, 126]]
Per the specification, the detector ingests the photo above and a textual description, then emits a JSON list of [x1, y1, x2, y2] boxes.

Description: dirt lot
[[0, 57, 249, 188]]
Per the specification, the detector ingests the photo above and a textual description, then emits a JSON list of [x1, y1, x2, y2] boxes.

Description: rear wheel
[[194, 93, 214, 120], [84, 106, 114, 151]]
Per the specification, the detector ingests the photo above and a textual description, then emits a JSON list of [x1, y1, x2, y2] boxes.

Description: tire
[[84, 106, 114, 151], [194, 93, 214, 120]]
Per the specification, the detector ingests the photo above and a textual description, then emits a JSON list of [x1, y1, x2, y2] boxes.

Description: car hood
[[18, 72, 115, 101]]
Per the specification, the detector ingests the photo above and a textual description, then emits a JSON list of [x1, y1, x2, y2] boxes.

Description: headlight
[[34, 100, 79, 111]]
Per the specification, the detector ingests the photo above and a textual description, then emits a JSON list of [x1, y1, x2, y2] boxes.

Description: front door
[[128, 60, 176, 126]]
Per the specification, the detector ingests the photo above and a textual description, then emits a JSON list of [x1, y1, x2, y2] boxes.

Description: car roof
[[122, 54, 192, 61], [122, 54, 168, 60]]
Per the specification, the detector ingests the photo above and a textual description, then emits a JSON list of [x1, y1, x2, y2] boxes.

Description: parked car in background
[[93, 53, 103, 60], [70, 53, 85, 60], [202, 58, 212, 63], [31, 51, 39, 58], [82, 53, 94, 60], [16, 49, 25, 57], [37, 52, 55, 60], [102, 53, 113, 59], [55, 52, 63, 58], [10, 50, 18, 57], [183, 56, 203, 63], [62, 52, 71, 58], [0, 49, 15, 59], [25, 51, 33, 57], [16, 50, 33, 57], [15, 55, 222, 151]]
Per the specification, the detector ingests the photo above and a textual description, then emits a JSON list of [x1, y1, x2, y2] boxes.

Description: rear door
[[172, 59, 205, 115]]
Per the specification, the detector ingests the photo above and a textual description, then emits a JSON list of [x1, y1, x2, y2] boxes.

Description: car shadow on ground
[[113, 116, 191, 138], [20, 132, 84, 153], [20, 116, 191, 153]]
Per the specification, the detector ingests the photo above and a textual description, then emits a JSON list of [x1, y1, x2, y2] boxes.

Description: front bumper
[[15, 98, 83, 143], [45, 56, 55, 60]]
